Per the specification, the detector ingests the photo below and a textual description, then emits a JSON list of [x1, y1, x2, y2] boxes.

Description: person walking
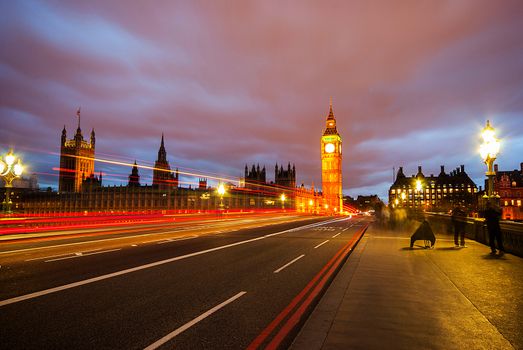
[[451, 205, 467, 248], [483, 201, 505, 255]]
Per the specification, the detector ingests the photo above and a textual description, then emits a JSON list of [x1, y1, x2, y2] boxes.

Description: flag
[[76, 107, 81, 118]]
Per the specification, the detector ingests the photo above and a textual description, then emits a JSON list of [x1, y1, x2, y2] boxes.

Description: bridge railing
[[420, 212, 523, 257]]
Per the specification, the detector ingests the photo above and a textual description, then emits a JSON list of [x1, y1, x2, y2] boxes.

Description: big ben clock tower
[[321, 99, 343, 214]]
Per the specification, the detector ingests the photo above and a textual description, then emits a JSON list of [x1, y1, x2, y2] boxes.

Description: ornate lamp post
[[479, 120, 500, 198], [280, 193, 286, 210], [217, 183, 226, 211], [1, 149, 24, 214]]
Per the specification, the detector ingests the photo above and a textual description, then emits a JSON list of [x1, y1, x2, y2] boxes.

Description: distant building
[[198, 178, 207, 190], [275, 163, 296, 189], [152, 134, 179, 190], [128, 161, 140, 187], [321, 100, 343, 213], [244, 164, 266, 192], [493, 163, 523, 220], [354, 195, 383, 212], [389, 165, 478, 211], [58, 109, 95, 193]]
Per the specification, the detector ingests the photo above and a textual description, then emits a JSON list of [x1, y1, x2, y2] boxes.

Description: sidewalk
[[291, 223, 522, 349]]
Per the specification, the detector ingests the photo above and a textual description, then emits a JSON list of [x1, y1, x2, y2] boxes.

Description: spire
[[90, 128, 96, 147], [157, 134, 167, 163], [323, 99, 338, 136], [61, 125, 67, 145], [76, 107, 81, 130], [327, 97, 335, 120]]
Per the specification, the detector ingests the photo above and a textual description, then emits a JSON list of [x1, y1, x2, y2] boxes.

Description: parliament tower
[[321, 100, 343, 213], [59, 109, 95, 193]]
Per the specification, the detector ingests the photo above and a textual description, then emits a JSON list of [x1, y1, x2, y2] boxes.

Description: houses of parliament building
[[20, 111, 324, 214]]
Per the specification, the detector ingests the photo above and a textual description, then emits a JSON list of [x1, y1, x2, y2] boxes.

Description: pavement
[[291, 221, 523, 350]]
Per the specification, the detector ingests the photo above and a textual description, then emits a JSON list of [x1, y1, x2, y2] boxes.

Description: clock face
[[325, 143, 335, 153]]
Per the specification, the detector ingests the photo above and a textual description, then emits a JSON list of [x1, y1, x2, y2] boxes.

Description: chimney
[[520, 162, 523, 173], [494, 164, 499, 173], [460, 165, 465, 173]]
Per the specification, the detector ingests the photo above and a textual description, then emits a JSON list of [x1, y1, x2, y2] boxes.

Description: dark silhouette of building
[[59, 109, 96, 193], [493, 163, 523, 220], [389, 165, 477, 211], [128, 161, 140, 187], [275, 162, 296, 189], [244, 164, 266, 192], [152, 134, 179, 190], [82, 172, 102, 192]]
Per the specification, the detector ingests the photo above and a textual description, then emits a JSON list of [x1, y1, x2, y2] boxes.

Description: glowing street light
[[415, 179, 422, 192], [280, 193, 286, 210], [217, 183, 226, 211], [479, 120, 500, 198], [413, 179, 424, 209], [1, 149, 24, 214]]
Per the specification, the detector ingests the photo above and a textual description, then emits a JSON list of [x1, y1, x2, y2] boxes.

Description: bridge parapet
[[422, 212, 523, 257]]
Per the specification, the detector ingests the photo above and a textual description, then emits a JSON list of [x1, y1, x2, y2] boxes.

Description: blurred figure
[[410, 220, 436, 248], [483, 201, 505, 255], [451, 204, 467, 248]]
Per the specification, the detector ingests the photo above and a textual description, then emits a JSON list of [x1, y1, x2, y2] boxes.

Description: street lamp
[[217, 183, 226, 211], [479, 120, 500, 198], [1, 149, 24, 214], [280, 193, 286, 210], [414, 179, 423, 208]]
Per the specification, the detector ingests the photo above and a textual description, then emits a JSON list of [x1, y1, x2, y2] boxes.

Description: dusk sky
[[1, 1, 522, 202]]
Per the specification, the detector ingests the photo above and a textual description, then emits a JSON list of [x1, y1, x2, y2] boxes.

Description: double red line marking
[[247, 223, 369, 350]]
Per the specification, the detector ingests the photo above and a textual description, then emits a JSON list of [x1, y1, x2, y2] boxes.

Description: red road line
[[247, 223, 368, 349]]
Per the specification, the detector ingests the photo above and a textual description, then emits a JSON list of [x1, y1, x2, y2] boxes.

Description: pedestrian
[[451, 205, 467, 248], [483, 201, 505, 256], [410, 219, 436, 249]]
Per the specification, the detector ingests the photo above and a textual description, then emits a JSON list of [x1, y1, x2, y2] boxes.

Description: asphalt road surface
[[1, 215, 370, 349]]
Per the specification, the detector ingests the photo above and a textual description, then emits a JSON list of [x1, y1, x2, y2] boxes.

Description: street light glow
[[415, 179, 422, 192], [217, 183, 226, 196], [14, 161, 23, 176], [479, 120, 500, 162], [5, 151, 15, 166]]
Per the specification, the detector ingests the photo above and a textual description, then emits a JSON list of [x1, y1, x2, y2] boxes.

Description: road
[[0, 214, 369, 349]]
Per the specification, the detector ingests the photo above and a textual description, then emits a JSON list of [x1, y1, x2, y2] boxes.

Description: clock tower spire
[[321, 99, 343, 214]]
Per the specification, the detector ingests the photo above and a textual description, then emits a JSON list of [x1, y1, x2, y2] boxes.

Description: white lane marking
[[25, 252, 75, 262], [158, 236, 198, 244], [144, 291, 247, 350], [0, 230, 188, 255], [25, 248, 101, 262], [314, 240, 329, 249], [274, 254, 305, 274], [0, 220, 335, 307], [332, 232, 342, 238], [45, 248, 121, 262]]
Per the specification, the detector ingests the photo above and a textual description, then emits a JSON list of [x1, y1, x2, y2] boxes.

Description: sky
[[1, 0, 523, 202]]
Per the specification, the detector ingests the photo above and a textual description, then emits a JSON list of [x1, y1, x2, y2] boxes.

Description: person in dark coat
[[451, 205, 467, 248], [483, 201, 505, 255], [410, 220, 436, 248]]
